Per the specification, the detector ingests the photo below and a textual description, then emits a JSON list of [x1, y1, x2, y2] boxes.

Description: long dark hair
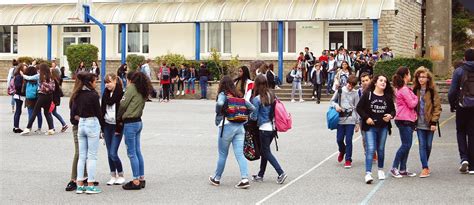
[[392, 66, 410, 89], [14, 63, 26, 76], [367, 74, 394, 101], [128, 71, 152, 99], [25, 66, 37, 76], [70, 72, 97, 107], [39, 63, 51, 83], [235, 66, 250, 97], [217, 76, 238, 100], [253, 75, 274, 106]]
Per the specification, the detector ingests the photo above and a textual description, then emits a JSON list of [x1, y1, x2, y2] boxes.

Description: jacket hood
[[463, 61, 474, 72]]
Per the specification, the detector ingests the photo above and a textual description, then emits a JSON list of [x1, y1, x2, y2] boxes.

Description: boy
[[359, 72, 377, 161], [311, 62, 324, 104]]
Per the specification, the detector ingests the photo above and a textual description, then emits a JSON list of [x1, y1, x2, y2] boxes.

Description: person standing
[[170, 63, 179, 98], [117, 63, 128, 89], [290, 64, 304, 103], [234, 66, 253, 101], [7, 59, 18, 113], [304, 47, 315, 85], [199, 63, 210, 100], [141, 59, 152, 81], [51, 68, 68, 132], [24, 65, 43, 134], [390, 67, 419, 178], [310, 62, 324, 104], [158, 62, 171, 103], [11, 64, 25, 133], [448, 48, 474, 175]]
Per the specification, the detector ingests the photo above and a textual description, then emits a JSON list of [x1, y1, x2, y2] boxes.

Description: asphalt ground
[[0, 96, 472, 204]]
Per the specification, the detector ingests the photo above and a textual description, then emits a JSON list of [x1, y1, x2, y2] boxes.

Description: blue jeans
[[417, 129, 434, 169], [124, 121, 144, 179], [77, 117, 100, 182], [10, 95, 15, 107], [187, 78, 196, 92], [213, 123, 248, 180], [52, 106, 66, 127], [13, 99, 23, 128], [365, 126, 388, 173], [258, 130, 284, 177], [336, 124, 355, 161], [27, 106, 43, 129], [392, 121, 414, 171], [327, 72, 335, 93], [103, 123, 124, 175], [199, 76, 208, 99]]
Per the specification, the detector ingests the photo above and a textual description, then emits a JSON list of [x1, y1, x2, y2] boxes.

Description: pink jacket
[[395, 86, 418, 122]]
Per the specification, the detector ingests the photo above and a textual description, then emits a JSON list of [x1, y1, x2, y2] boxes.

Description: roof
[[0, 0, 388, 26]]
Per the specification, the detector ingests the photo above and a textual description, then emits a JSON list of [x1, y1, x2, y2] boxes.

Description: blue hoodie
[[448, 61, 474, 110]]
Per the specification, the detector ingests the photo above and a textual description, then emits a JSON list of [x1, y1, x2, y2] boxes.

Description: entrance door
[[329, 31, 344, 51]]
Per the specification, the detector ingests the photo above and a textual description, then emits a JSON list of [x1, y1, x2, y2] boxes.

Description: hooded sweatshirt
[[330, 86, 360, 125], [449, 61, 474, 109]]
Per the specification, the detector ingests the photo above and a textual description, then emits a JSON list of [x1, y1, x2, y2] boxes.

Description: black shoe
[[234, 180, 250, 189], [13, 128, 23, 133], [122, 181, 142, 190], [317, 100, 320, 104], [140, 180, 146, 188], [65, 181, 77, 191], [209, 176, 220, 186], [146, 99, 152, 102]]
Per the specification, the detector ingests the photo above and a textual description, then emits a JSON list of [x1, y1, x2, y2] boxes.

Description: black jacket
[[356, 91, 395, 132], [74, 88, 104, 130], [52, 79, 63, 106]]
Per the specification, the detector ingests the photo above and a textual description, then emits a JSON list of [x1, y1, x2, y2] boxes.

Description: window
[[1, 26, 18, 54], [260, 22, 296, 53], [347, 31, 363, 51], [329, 31, 344, 51], [118, 24, 149, 54], [200, 23, 231, 53], [64, 26, 90, 33], [328, 31, 363, 51]]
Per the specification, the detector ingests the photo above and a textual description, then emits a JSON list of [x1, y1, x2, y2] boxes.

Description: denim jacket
[[215, 92, 255, 126], [250, 94, 273, 127]]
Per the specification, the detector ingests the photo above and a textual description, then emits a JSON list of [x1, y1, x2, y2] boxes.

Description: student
[[90, 61, 100, 79], [327, 54, 337, 95], [117, 63, 128, 89], [20, 63, 56, 136], [266, 64, 276, 89], [234, 66, 253, 101], [330, 75, 360, 168], [12, 64, 25, 133], [72, 72, 103, 194], [118, 72, 152, 190], [186, 65, 197, 94], [359, 72, 377, 161], [390, 67, 419, 178], [333, 61, 352, 92], [75, 61, 87, 77], [177, 63, 188, 96], [199, 63, 211, 99], [51, 68, 68, 132], [7, 59, 19, 113], [310, 62, 324, 104], [23, 65, 43, 134], [209, 76, 255, 189], [356, 74, 395, 184], [158, 62, 171, 102], [412, 67, 442, 178], [250, 75, 287, 184], [170, 63, 179, 98], [101, 73, 126, 185], [290, 64, 304, 103]]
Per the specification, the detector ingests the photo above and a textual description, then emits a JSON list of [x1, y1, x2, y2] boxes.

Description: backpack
[[224, 95, 249, 123], [161, 66, 170, 81], [243, 120, 261, 161], [286, 71, 294, 83], [272, 98, 292, 132], [327, 88, 342, 130], [7, 77, 16, 95], [25, 81, 39, 100], [460, 67, 474, 108]]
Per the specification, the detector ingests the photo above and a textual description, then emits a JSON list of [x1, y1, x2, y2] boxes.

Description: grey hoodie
[[330, 86, 360, 125]]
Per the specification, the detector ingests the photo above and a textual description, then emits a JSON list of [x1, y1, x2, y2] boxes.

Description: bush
[[66, 44, 98, 73], [374, 58, 433, 77], [155, 53, 187, 68], [126, 54, 145, 71], [17, 56, 34, 65], [36, 58, 52, 67]]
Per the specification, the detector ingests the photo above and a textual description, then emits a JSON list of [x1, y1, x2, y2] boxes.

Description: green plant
[[452, 0, 474, 64], [374, 58, 433, 77], [65, 44, 99, 73], [36, 58, 52, 67], [155, 53, 187, 67], [17, 56, 34, 65], [227, 55, 241, 78], [126, 54, 145, 71], [204, 49, 226, 81]]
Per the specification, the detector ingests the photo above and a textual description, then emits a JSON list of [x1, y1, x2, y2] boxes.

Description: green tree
[[65, 44, 99, 73]]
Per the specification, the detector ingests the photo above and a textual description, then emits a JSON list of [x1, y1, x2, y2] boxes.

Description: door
[[329, 31, 344, 51]]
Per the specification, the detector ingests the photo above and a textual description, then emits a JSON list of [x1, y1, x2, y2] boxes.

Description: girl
[[20, 63, 55, 136], [327, 54, 337, 95], [356, 74, 395, 184], [290, 64, 304, 103], [186, 65, 197, 94], [117, 63, 128, 89], [209, 76, 255, 189], [101, 73, 125, 185], [51, 68, 68, 132], [177, 63, 188, 96], [90, 61, 100, 79], [118, 72, 152, 190], [72, 72, 103, 194], [333, 61, 352, 92], [250, 75, 287, 185], [234, 66, 253, 101], [75, 61, 86, 77], [24, 65, 43, 134], [158, 62, 171, 102], [390, 67, 419, 178], [12, 64, 25, 133], [412, 67, 442, 178]]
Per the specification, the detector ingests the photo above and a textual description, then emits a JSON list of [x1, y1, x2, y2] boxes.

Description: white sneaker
[[311, 96, 315, 99], [176, 91, 180, 95], [378, 170, 386, 180], [469, 171, 474, 175], [107, 177, 116, 185], [365, 173, 373, 184], [45, 129, 55, 135], [291, 99, 296, 103], [34, 129, 43, 134], [181, 91, 185, 95], [275, 86, 281, 90], [20, 128, 31, 136], [114, 177, 126, 185], [299, 99, 305, 103]]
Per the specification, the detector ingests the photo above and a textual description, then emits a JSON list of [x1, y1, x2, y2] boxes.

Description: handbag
[[243, 120, 261, 161], [49, 101, 55, 113]]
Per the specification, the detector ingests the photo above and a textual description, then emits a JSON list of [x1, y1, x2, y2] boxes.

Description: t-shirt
[[417, 88, 430, 130], [369, 92, 390, 128]]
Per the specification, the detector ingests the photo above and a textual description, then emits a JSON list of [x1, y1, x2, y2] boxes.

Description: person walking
[[199, 63, 211, 100]]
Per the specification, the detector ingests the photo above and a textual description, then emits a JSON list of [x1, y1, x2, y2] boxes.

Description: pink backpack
[[273, 98, 292, 132]]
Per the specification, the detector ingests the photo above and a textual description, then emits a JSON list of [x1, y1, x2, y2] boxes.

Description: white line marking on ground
[[256, 135, 362, 205]]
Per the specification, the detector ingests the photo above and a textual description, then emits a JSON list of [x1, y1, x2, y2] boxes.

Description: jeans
[[327, 72, 335, 94], [187, 78, 196, 92], [417, 129, 434, 169], [177, 80, 185, 91], [27, 106, 42, 129], [77, 117, 100, 182], [213, 123, 248, 180], [200, 76, 208, 99], [258, 130, 284, 177], [52, 106, 66, 127], [103, 123, 124, 175], [10, 95, 15, 107], [291, 81, 302, 100], [26, 94, 53, 130], [313, 83, 322, 100], [365, 126, 388, 173], [336, 124, 355, 161], [13, 99, 23, 128], [392, 121, 414, 171], [71, 125, 87, 180], [170, 81, 176, 96], [122, 77, 127, 91], [124, 121, 144, 179], [162, 84, 170, 100], [455, 107, 474, 170]]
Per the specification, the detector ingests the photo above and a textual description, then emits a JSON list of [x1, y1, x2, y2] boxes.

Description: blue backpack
[[26, 81, 38, 100], [326, 89, 342, 130]]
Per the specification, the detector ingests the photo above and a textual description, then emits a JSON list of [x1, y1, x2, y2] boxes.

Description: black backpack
[[286, 71, 294, 83], [460, 67, 474, 108]]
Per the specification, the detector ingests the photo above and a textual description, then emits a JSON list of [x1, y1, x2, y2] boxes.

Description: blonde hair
[[413, 66, 435, 92]]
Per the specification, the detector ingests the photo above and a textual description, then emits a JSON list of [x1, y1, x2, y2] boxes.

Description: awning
[[0, 0, 387, 26]]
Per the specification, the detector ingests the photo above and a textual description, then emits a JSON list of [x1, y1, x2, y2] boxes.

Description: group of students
[[329, 65, 444, 183]]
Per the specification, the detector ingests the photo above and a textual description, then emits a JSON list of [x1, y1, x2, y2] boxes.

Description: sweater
[[395, 86, 418, 122], [330, 86, 360, 125]]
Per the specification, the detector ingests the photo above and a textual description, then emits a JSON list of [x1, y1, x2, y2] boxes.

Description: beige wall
[[231, 22, 258, 59], [296, 22, 325, 57], [17, 26, 47, 59], [149, 23, 194, 59]]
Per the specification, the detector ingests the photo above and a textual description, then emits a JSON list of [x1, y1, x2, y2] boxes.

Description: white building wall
[[296, 22, 325, 57], [18, 26, 47, 58], [149, 23, 194, 59], [231, 22, 258, 60]]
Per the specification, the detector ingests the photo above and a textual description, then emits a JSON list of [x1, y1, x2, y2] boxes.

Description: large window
[[328, 23, 364, 51], [200, 23, 231, 53], [1, 26, 18, 54], [260, 22, 296, 53], [118, 24, 149, 54]]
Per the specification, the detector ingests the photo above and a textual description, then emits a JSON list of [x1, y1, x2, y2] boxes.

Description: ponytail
[[392, 66, 409, 89]]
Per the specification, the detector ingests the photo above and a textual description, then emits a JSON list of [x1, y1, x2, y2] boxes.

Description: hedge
[[374, 58, 433, 77], [65, 44, 98, 73], [155, 53, 187, 68], [127, 54, 145, 72]]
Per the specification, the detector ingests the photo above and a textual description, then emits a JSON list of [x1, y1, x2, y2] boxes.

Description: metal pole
[[84, 5, 106, 93], [195, 22, 201, 61], [47, 25, 52, 61], [372, 19, 379, 53], [121, 23, 126, 65], [278, 21, 284, 83]]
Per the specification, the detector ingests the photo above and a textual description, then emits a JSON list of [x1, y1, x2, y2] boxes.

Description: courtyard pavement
[[0, 96, 472, 204]]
